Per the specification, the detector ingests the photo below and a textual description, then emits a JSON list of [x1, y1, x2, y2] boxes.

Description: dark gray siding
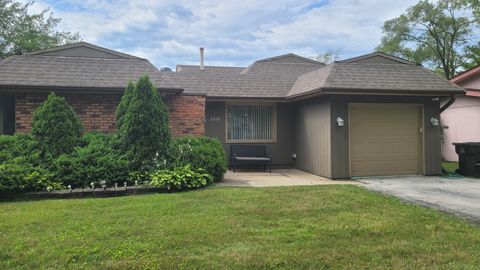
[[424, 100, 442, 175], [293, 97, 332, 177], [330, 95, 442, 178], [0, 93, 15, 135], [0, 96, 3, 135], [205, 101, 295, 167], [206, 95, 442, 177], [330, 97, 349, 178]]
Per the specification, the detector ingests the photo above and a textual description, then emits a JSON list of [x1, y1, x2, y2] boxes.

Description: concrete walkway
[[217, 169, 357, 187], [361, 176, 480, 222]]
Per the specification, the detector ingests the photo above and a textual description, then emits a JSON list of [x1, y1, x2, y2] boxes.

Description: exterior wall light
[[430, 117, 439, 126], [337, 117, 345, 127]]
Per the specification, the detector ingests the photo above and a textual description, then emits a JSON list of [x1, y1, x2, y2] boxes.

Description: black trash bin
[[453, 142, 480, 177]]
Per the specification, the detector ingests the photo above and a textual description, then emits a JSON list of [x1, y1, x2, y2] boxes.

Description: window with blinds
[[227, 104, 276, 142]]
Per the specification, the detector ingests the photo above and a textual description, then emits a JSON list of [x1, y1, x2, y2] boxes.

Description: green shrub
[[118, 75, 171, 173], [0, 134, 57, 193], [149, 164, 213, 191], [0, 134, 42, 165], [171, 136, 226, 181], [32, 92, 83, 158], [115, 81, 135, 130], [0, 158, 62, 193], [80, 131, 115, 147], [53, 133, 129, 188], [0, 135, 17, 162]]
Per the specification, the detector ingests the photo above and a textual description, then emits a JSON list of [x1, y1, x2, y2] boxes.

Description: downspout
[[440, 95, 456, 113]]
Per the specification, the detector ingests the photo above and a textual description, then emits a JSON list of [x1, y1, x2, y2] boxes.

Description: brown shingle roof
[[0, 45, 465, 97], [288, 62, 465, 97], [0, 42, 179, 91], [165, 60, 325, 98], [168, 53, 464, 98]]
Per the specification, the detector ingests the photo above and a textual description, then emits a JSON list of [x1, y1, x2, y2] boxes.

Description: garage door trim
[[348, 103, 425, 177]]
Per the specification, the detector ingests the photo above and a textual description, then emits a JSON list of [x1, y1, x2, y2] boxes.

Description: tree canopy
[[311, 49, 342, 64], [377, 0, 480, 79], [0, 0, 81, 59]]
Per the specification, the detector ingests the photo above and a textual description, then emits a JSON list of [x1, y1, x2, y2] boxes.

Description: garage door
[[350, 104, 423, 176]]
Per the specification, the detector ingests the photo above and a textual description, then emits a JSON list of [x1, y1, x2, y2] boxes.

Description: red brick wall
[[15, 92, 205, 137], [164, 95, 206, 137]]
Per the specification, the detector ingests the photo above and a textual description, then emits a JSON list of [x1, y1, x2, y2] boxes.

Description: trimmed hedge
[[0, 135, 62, 193], [170, 136, 226, 181], [53, 132, 129, 188], [0, 134, 42, 166], [32, 92, 83, 158], [0, 160, 61, 193]]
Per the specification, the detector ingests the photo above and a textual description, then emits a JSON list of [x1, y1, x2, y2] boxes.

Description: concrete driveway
[[361, 176, 480, 222], [217, 169, 357, 187]]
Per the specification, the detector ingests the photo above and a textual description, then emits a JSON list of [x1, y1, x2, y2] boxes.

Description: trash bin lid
[[453, 142, 480, 145]]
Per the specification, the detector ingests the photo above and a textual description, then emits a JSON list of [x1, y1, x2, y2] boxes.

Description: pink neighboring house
[[443, 65, 480, 161]]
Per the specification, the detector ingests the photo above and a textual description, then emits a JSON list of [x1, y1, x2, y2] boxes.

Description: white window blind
[[227, 104, 275, 142]]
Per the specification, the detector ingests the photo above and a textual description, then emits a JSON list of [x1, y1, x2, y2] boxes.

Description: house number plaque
[[210, 116, 221, 122]]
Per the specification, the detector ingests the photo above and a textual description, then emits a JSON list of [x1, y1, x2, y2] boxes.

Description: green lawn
[[1, 186, 480, 269], [443, 161, 459, 173]]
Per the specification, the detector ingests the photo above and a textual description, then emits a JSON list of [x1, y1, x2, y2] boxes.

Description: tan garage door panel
[[350, 104, 422, 176]]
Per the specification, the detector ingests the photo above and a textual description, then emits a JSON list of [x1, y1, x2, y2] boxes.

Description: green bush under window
[[170, 136, 226, 181]]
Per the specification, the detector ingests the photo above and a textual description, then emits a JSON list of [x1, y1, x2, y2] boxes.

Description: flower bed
[[0, 76, 226, 196], [0, 185, 161, 202]]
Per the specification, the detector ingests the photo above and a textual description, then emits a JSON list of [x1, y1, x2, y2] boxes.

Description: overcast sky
[[29, 0, 419, 68]]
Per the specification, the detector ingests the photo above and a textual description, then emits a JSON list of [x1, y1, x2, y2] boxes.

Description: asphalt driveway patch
[[360, 176, 480, 223]]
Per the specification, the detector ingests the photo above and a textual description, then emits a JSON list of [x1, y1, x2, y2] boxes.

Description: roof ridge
[[26, 55, 147, 61], [147, 62, 182, 89], [339, 52, 416, 65], [255, 53, 323, 65], [0, 55, 20, 65], [337, 61, 413, 66], [417, 65, 466, 92], [254, 61, 323, 66], [450, 64, 480, 83], [27, 42, 145, 60], [177, 64, 243, 68], [323, 64, 338, 88]]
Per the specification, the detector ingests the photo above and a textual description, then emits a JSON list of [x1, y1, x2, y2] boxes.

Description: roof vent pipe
[[200, 47, 204, 70]]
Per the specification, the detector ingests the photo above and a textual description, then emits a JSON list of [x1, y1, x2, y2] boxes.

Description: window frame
[[225, 102, 277, 144]]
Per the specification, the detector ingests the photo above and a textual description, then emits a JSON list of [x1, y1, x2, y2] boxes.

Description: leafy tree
[[0, 0, 81, 59], [377, 0, 480, 79], [32, 92, 83, 158], [463, 43, 480, 69], [311, 49, 342, 64], [118, 75, 171, 172], [115, 81, 135, 130]]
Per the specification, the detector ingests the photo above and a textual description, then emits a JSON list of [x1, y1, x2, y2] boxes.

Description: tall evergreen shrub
[[115, 81, 135, 130], [32, 92, 83, 158], [118, 75, 171, 171]]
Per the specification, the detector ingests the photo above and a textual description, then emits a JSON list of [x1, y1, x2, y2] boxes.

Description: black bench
[[230, 145, 272, 173]]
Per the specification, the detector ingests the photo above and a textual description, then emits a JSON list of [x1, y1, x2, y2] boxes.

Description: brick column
[[164, 95, 206, 137]]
